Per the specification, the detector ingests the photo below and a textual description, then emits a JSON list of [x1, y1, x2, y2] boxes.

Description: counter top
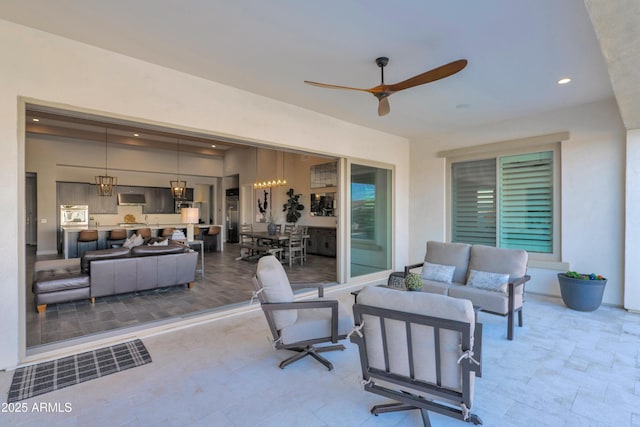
[[62, 224, 217, 231]]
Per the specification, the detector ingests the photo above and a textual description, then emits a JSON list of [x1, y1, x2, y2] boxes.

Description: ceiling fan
[[304, 57, 468, 116]]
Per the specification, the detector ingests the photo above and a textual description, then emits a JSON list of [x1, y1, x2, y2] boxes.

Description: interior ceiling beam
[[25, 123, 226, 157], [25, 108, 245, 149]]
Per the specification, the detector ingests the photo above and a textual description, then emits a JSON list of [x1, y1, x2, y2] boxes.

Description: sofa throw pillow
[[151, 238, 169, 246], [466, 269, 509, 293], [123, 233, 144, 249], [421, 261, 456, 284]]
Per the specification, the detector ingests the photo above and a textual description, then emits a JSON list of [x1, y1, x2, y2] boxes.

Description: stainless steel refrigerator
[[226, 188, 239, 243]]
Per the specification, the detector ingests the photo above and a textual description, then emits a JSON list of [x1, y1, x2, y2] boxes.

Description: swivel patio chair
[[351, 285, 483, 425], [252, 255, 352, 370]]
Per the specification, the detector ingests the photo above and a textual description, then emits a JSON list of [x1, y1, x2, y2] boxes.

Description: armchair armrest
[[507, 275, 531, 296], [404, 262, 424, 276], [290, 281, 325, 297]]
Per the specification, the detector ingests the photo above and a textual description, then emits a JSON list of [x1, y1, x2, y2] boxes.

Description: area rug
[[7, 339, 151, 403]]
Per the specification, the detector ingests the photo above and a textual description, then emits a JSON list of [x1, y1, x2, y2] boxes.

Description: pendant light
[[253, 148, 287, 189], [170, 137, 187, 199], [95, 127, 117, 196]]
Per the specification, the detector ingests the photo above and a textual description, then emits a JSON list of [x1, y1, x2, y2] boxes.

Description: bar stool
[[161, 228, 175, 238], [77, 229, 98, 258], [203, 225, 221, 252], [107, 229, 127, 248], [136, 228, 151, 239]]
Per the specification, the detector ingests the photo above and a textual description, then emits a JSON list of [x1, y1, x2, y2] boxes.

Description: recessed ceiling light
[[32, 118, 39, 122], [211, 144, 216, 148], [133, 133, 139, 137], [557, 78, 572, 85]]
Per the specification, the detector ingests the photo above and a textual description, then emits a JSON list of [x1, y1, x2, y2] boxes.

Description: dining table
[[237, 230, 310, 261]]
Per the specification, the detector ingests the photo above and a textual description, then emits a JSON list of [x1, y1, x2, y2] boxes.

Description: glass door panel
[[350, 163, 392, 277]]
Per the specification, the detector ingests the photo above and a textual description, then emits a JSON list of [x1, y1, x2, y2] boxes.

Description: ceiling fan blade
[[304, 80, 373, 93], [378, 97, 390, 116], [387, 59, 468, 92]]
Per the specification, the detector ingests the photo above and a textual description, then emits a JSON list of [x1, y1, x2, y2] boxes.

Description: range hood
[[117, 193, 146, 205]]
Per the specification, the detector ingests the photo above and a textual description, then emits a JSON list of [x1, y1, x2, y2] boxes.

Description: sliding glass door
[[350, 163, 392, 277]]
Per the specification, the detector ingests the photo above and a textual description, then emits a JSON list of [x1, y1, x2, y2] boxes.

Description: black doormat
[[7, 339, 151, 403]]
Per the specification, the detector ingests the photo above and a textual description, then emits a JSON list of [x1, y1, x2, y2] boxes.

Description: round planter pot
[[557, 273, 607, 312]]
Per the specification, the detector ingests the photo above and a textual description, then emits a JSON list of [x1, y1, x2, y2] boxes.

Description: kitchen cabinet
[[306, 227, 336, 257], [57, 182, 89, 206], [88, 184, 117, 214], [143, 187, 174, 214]]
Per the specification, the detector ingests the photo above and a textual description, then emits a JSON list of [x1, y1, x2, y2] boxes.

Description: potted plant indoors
[[282, 188, 304, 224], [557, 271, 607, 311], [404, 272, 424, 291]]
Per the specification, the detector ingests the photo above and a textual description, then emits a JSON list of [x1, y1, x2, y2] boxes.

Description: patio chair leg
[[279, 344, 343, 371], [507, 312, 514, 340], [518, 309, 523, 327]]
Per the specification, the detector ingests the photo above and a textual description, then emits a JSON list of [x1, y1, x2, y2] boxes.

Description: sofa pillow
[[466, 269, 509, 293], [425, 241, 471, 284], [151, 238, 169, 246], [123, 233, 144, 249], [421, 261, 456, 284]]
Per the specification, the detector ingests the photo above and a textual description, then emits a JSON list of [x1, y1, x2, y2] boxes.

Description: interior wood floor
[[25, 243, 337, 349]]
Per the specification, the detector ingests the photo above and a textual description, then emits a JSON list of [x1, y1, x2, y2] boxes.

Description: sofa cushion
[[468, 245, 528, 280], [424, 241, 471, 284], [81, 247, 131, 273], [448, 283, 523, 314], [130, 242, 189, 257], [466, 269, 509, 293], [419, 279, 452, 295], [33, 269, 89, 294], [421, 261, 456, 284]]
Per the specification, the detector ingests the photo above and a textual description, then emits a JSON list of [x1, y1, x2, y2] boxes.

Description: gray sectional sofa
[[33, 241, 198, 313], [404, 241, 530, 340]]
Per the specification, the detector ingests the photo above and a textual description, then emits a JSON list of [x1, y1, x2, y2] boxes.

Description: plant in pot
[[404, 272, 423, 291], [557, 271, 607, 311], [282, 188, 304, 224]]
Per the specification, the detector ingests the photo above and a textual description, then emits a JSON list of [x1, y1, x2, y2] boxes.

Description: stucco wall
[[0, 20, 410, 370], [409, 98, 626, 306]]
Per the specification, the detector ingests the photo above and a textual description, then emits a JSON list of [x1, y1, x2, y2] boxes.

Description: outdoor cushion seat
[[351, 285, 483, 425], [405, 241, 530, 340]]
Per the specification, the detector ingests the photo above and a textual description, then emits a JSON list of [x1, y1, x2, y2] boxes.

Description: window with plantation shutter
[[451, 159, 497, 246], [450, 149, 555, 255], [499, 151, 553, 253]]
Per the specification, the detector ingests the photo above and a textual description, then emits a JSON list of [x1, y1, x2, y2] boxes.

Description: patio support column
[[624, 129, 640, 311]]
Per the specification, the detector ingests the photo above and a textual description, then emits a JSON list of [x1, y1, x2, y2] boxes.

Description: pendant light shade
[[95, 128, 117, 196], [171, 137, 187, 199]]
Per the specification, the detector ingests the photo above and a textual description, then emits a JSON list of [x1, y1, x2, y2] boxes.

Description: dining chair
[[287, 228, 304, 267]]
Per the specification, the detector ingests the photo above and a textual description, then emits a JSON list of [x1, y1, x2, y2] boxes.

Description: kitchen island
[[62, 224, 223, 259]]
